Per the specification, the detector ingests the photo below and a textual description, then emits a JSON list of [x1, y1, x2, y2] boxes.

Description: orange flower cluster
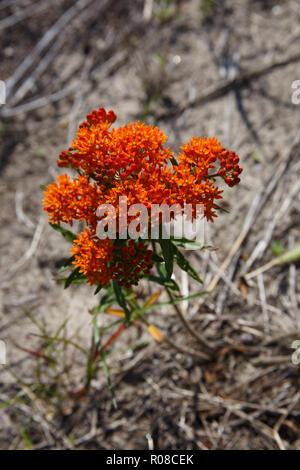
[[43, 107, 242, 287], [71, 228, 114, 286]]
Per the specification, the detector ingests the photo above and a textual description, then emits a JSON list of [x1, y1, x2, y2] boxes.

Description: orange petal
[[148, 324, 164, 343], [105, 308, 125, 317]]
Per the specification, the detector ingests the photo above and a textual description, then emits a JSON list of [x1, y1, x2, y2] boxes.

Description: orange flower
[[178, 136, 242, 187], [71, 228, 114, 286], [43, 174, 104, 227], [43, 174, 79, 225], [43, 106, 242, 287]]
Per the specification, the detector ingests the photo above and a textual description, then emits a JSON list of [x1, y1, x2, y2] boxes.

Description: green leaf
[[171, 236, 211, 251], [157, 261, 167, 279], [112, 280, 131, 322], [145, 275, 180, 293], [249, 150, 263, 163], [93, 284, 102, 295], [214, 203, 229, 214], [49, 223, 77, 243], [132, 291, 207, 317], [276, 245, 300, 265], [172, 243, 203, 283], [64, 267, 87, 288], [98, 319, 123, 335], [18, 421, 33, 450], [58, 255, 75, 272], [22, 308, 47, 336], [155, 291, 207, 307], [131, 342, 150, 352], [151, 252, 164, 263], [159, 239, 174, 279], [271, 240, 285, 257], [93, 286, 115, 315], [40, 184, 47, 190], [31, 334, 88, 356]]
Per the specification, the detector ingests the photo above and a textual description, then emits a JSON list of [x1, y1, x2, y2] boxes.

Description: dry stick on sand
[[0, 0, 50, 31], [2, 396, 54, 447], [155, 51, 300, 121], [245, 245, 300, 282], [138, 305, 211, 361], [4, 0, 97, 102], [11, 372, 73, 449], [9, 33, 67, 108], [1, 83, 80, 117], [143, 0, 154, 22], [211, 49, 240, 316], [165, 337, 210, 361], [2, 50, 130, 118], [241, 179, 300, 276], [0, 0, 20, 10], [206, 133, 300, 293], [288, 235, 299, 322], [273, 391, 300, 450], [8, 0, 112, 108], [172, 387, 289, 448], [257, 273, 269, 335], [165, 287, 214, 353], [67, 54, 95, 144], [6, 215, 45, 278], [15, 189, 35, 230]]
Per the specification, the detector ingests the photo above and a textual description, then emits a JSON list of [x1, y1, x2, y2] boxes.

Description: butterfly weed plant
[[42, 106, 242, 399]]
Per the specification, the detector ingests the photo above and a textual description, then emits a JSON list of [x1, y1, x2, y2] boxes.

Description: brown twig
[[155, 51, 300, 121], [165, 287, 214, 353]]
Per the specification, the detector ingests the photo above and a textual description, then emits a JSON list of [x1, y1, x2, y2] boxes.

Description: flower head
[[43, 106, 241, 287]]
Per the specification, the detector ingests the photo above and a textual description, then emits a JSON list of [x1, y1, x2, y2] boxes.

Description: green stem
[[152, 240, 213, 354]]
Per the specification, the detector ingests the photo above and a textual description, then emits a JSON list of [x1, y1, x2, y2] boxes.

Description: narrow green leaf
[[159, 239, 174, 279], [18, 421, 33, 450], [172, 243, 203, 283], [22, 308, 47, 336], [0, 393, 24, 409], [31, 334, 88, 356], [64, 267, 87, 288], [58, 256, 75, 272], [276, 245, 300, 265], [271, 240, 285, 257], [171, 237, 211, 251], [49, 223, 77, 243], [157, 261, 168, 279], [112, 280, 131, 322], [132, 291, 207, 317], [98, 319, 123, 335], [145, 275, 180, 293], [93, 284, 102, 295], [214, 203, 230, 213], [93, 286, 115, 315], [151, 252, 164, 263]]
